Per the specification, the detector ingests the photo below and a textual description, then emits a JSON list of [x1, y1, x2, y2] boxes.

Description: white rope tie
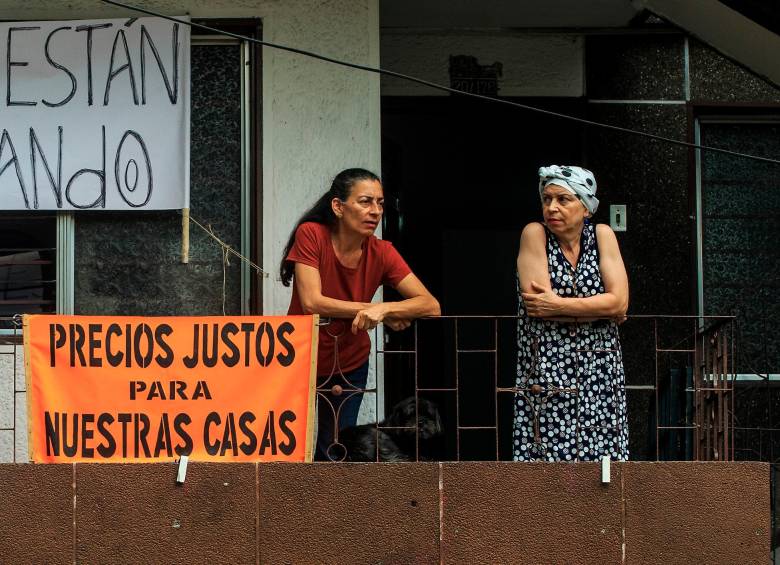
[[221, 245, 229, 315], [187, 215, 269, 315], [188, 215, 268, 278]]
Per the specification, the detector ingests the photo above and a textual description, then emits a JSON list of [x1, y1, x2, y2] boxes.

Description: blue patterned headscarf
[[538, 165, 599, 214]]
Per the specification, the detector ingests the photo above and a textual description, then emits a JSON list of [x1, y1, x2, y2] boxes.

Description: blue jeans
[[315, 361, 369, 461]]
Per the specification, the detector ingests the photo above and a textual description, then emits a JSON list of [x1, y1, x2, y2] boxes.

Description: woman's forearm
[[300, 294, 374, 318], [550, 293, 627, 319], [302, 294, 440, 321], [381, 295, 441, 320]]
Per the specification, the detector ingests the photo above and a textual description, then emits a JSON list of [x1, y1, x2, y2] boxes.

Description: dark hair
[[279, 168, 381, 286]]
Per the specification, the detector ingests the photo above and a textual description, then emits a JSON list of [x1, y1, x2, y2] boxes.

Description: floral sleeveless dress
[[514, 221, 629, 461]]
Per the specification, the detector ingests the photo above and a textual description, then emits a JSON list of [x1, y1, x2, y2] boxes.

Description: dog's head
[[386, 397, 442, 440]]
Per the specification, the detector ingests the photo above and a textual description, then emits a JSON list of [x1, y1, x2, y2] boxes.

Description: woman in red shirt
[[280, 168, 440, 460]]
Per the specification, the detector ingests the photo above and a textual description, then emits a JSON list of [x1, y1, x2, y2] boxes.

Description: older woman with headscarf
[[514, 165, 629, 462]]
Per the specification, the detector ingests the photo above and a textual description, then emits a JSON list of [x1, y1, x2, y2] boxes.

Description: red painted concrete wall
[[0, 462, 769, 564]]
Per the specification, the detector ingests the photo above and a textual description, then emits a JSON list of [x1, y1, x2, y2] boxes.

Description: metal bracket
[[601, 455, 611, 484], [176, 455, 189, 484]]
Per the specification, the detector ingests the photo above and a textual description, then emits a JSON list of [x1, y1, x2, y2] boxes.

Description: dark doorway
[[380, 96, 586, 459]]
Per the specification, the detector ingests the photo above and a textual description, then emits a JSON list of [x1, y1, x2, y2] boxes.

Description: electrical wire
[[101, 0, 780, 166]]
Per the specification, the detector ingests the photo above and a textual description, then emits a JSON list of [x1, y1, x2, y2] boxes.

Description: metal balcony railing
[[0, 314, 752, 463], [316, 315, 738, 463]]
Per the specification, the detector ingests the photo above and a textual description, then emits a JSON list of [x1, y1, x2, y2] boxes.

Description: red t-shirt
[[286, 222, 412, 375]]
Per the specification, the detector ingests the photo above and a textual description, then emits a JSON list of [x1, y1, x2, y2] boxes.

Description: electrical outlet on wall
[[610, 205, 627, 231]]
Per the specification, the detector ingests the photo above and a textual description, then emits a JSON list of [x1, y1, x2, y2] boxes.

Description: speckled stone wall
[[585, 35, 691, 312], [0, 462, 770, 564], [75, 45, 243, 316], [585, 34, 692, 461], [584, 103, 692, 316], [689, 38, 780, 103]]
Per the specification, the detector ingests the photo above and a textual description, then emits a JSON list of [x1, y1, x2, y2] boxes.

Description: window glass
[[0, 214, 56, 329], [700, 121, 780, 375]]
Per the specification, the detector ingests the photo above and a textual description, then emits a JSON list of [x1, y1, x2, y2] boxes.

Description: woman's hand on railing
[[351, 303, 388, 334]]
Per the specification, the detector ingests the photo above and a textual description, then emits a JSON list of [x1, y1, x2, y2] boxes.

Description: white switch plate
[[610, 205, 627, 231]]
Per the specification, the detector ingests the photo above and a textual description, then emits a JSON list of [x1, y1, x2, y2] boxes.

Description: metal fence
[[0, 313, 746, 464], [316, 315, 737, 463]]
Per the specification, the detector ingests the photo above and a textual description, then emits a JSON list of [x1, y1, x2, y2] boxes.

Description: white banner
[[0, 16, 190, 210]]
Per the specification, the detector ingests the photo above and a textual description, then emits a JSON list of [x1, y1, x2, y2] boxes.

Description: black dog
[[337, 397, 443, 462]]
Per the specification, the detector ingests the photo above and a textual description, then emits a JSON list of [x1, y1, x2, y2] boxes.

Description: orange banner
[[24, 314, 318, 463]]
